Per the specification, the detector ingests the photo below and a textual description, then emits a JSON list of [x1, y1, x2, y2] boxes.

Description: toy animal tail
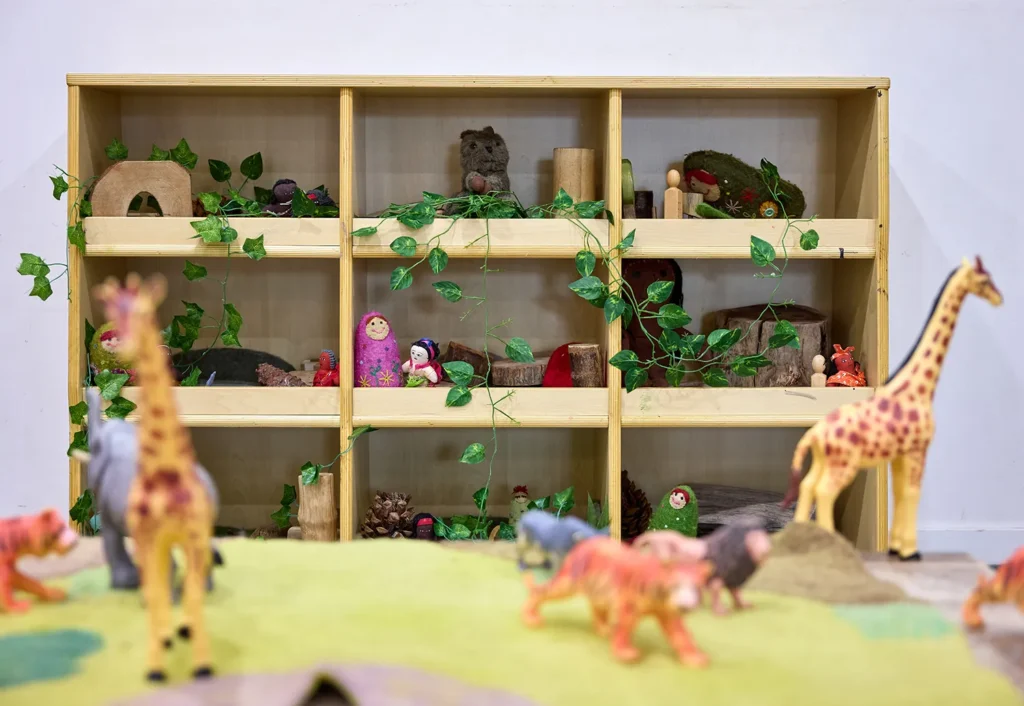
[[212, 547, 224, 567], [781, 431, 814, 508]]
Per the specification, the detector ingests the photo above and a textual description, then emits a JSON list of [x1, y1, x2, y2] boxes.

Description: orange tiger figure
[[962, 546, 1024, 630], [522, 536, 713, 667], [0, 508, 79, 614]]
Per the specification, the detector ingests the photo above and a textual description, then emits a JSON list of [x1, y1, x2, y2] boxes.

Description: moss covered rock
[[89, 321, 132, 373], [683, 150, 806, 219]]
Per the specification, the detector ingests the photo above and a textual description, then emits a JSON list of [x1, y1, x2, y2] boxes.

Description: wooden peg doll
[[810, 354, 827, 388], [664, 169, 683, 219]]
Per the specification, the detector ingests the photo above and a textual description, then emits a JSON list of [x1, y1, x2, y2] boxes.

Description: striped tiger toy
[[0, 508, 79, 614]]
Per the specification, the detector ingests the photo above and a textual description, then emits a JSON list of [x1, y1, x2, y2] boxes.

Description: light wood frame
[[66, 75, 889, 549]]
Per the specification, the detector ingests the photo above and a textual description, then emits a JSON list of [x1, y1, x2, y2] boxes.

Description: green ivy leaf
[[292, 190, 318, 217], [568, 275, 606, 302], [67, 429, 89, 457], [621, 303, 634, 329], [616, 229, 635, 251], [426, 247, 449, 275], [574, 200, 605, 218], [800, 229, 820, 251], [51, 175, 69, 200], [768, 319, 801, 349], [397, 202, 435, 229], [85, 319, 96, 349], [208, 159, 233, 182], [656, 304, 691, 330], [383, 267, 410, 291], [422, 191, 445, 206], [525, 205, 546, 219], [17, 253, 50, 277], [604, 209, 615, 226], [497, 522, 516, 541], [553, 188, 573, 210], [281, 484, 297, 506], [240, 152, 263, 181], [608, 350, 640, 371], [180, 368, 202, 386], [445, 386, 472, 408], [67, 222, 86, 249], [702, 368, 730, 387], [760, 158, 780, 182], [449, 523, 472, 540], [30, 276, 53, 301], [221, 303, 242, 347], [198, 192, 222, 214], [69, 489, 93, 525], [527, 496, 550, 511], [270, 505, 292, 529], [104, 396, 137, 419], [351, 226, 378, 237], [459, 442, 486, 464], [243, 235, 267, 261], [184, 301, 205, 324], [148, 144, 170, 161], [182, 260, 208, 281], [390, 236, 418, 257], [666, 366, 687, 387], [190, 215, 223, 244], [69, 401, 88, 425], [169, 138, 198, 170], [731, 354, 772, 378], [750, 236, 776, 267], [646, 280, 674, 304], [552, 486, 575, 515], [707, 328, 742, 354], [254, 186, 273, 205], [575, 250, 596, 277], [678, 334, 706, 359], [658, 329, 682, 354], [604, 294, 626, 324], [104, 138, 128, 161], [625, 367, 648, 392], [432, 280, 462, 302], [95, 370, 130, 401], [300, 461, 324, 486], [442, 361, 474, 387], [79, 200, 93, 218], [348, 424, 378, 442], [472, 486, 489, 512], [505, 337, 534, 363], [219, 225, 238, 243]]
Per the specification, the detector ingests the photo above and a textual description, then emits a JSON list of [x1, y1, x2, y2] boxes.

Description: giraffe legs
[[180, 536, 215, 678], [894, 452, 926, 561], [793, 445, 824, 523], [888, 456, 908, 556], [139, 535, 174, 682]]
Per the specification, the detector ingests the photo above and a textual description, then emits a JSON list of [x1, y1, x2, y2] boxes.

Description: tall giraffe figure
[[94, 273, 216, 681], [781, 257, 1002, 560]]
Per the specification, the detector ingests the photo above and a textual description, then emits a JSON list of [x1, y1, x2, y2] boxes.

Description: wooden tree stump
[[297, 472, 337, 541], [706, 304, 829, 387], [90, 161, 193, 217], [439, 341, 500, 384], [568, 344, 603, 387], [491, 356, 548, 387]]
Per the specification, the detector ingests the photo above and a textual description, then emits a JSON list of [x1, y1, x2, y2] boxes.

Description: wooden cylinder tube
[[297, 472, 337, 541], [553, 148, 596, 205], [569, 344, 604, 387]]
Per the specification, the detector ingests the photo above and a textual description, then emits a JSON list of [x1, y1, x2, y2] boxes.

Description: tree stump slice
[[491, 356, 548, 387], [439, 341, 500, 384], [707, 304, 829, 387], [568, 344, 603, 387], [552, 148, 596, 206], [89, 161, 193, 217], [297, 472, 337, 541]]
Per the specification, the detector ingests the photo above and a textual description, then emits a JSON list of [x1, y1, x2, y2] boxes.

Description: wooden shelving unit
[[66, 75, 889, 550]]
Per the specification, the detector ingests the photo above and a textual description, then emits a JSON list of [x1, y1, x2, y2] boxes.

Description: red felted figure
[[313, 349, 340, 387], [543, 342, 577, 387]]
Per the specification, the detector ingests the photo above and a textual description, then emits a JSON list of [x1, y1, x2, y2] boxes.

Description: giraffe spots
[[153, 469, 181, 487], [936, 353, 944, 364], [825, 443, 832, 455], [886, 422, 897, 434], [894, 381, 909, 395], [908, 409, 920, 422], [149, 429, 166, 441], [877, 398, 890, 412], [150, 407, 165, 418], [171, 488, 192, 507], [135, 503, 150, 517], [933, 331, 941, 343], [912, 364, 920, 374], [893, 402, 903, 421], [140, 444, 157, 457], [917, 385, 927, 395], [859, 420, 870, 432], [940, 316, 949, 324], [142, 477, 156, 493], [835, 428, 845, 438], [902, 426, 910, 436], [924, 369, 934, 379], [923, 349, 932, 359], [827, 410, 840, 423], [943, 336, 950, 346], [848, 432, 861, 445]]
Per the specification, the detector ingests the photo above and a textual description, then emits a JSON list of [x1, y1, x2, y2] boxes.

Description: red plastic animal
[[313, 350, 340, 387], [1, 509, 79, 613], [962, 546, 1024, 630], [826, 344, 866, 387]]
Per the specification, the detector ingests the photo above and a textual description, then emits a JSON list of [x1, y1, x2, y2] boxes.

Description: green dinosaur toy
[[648, 485, 699, 537]]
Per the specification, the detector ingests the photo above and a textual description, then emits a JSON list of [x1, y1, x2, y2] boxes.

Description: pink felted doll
[[402, 338, 443, 386], [354, 312, 403, 387]]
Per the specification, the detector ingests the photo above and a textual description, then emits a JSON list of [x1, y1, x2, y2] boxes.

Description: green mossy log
[[683, 150, 806, 219]]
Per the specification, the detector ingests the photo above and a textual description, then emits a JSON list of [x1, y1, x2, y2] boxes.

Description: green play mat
[[0, 540, 1020, 706]]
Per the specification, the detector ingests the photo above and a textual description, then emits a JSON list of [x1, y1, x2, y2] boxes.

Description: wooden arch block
[[90, 161, 193, 217]]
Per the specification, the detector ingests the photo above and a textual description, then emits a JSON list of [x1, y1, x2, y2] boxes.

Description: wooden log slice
[[568, 344, 603, 387], [439, 341, 502, 384], [491, 356, 549, 387]]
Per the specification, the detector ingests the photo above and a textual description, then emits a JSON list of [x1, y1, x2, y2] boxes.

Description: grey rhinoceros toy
[[515, 510, 609, 572], [72, 388, 222, 591]]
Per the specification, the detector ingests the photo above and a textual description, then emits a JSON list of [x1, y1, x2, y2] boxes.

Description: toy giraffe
[[94, 273, 216, 681], [781, 257, 1002, 560]]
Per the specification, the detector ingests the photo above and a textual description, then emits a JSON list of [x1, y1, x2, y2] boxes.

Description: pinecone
[[621, 470, 652, 541], [360, 491, 414, 539]]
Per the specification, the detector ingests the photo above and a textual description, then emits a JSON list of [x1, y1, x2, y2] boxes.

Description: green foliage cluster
[[433, 484, 578, 541]]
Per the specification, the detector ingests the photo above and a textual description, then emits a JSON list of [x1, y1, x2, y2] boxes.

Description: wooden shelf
[[353, 388, 608, 427], [95, 387, 340, 427], [621, 219, 875, 259], [351, 218, 608, 258], [83, 217, 340, 258], [621, 386, 875, 427]]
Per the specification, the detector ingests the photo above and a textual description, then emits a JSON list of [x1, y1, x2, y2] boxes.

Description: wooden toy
[[522, 536, 712, 667], [810, 355, 827, 387], [552, 147, 596, 205], [782, 257, 1003, 559], [826, 344, 867, 387], [492, 356, 548, 387], [298, 472, 337, 541], [90, 161, 192, 217], [313, 350, 340, 387], [568, 343, 603, 387], [402, 338, 443, 386], [0, 508, 78, 614], [94, 273, 217, 681], [664, 169, 684, 219], [962, 546, 1024, 630]]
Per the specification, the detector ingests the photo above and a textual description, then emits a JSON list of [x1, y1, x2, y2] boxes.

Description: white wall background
[[1, 0, 1020, 562]]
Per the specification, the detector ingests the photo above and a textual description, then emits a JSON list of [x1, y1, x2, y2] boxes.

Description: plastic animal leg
[[590, 600, 612, 637], [657, 613, 708, 668], [728, 587, 751, 610], [708, 578, 728, 615], [961, 583, 988, 631], [793, 443, 823, 523], [896, 452, 925, 561], [521, 573, 574, 628], [888, 456, 908, 556], [104, 529, 140, 590], [610, 601, 641, 662], [139, 536, 174, 681], [180, 539, 214, 678], [813, 461, 851, 533], [0, 564, 31, 613], [11, 571, 66, 603]]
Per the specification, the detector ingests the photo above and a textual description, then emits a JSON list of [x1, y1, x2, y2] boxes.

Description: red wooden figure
[[826, 344, 866, 387], [313, 350, 340, 387]]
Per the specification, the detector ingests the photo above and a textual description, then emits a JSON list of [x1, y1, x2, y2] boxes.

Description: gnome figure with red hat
[[648, 484, 699, 538], [509, 485, 531, 527]]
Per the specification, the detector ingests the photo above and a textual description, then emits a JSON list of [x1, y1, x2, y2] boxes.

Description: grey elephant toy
[[515, 510, 608, 572], [72, 388, 222, 591]]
